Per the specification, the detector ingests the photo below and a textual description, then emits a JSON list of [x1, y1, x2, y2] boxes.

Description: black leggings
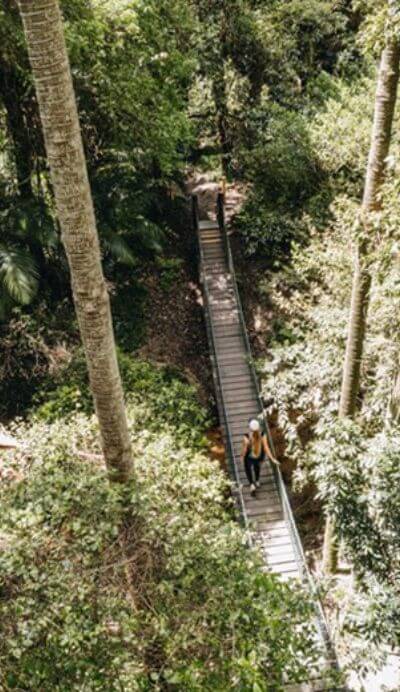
[[244, 456, 261, 485]]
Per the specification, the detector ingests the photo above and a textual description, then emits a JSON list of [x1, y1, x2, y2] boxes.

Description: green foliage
[[110, 279, 149, 352], [311, 422, 400, 650], [254, 0, 352, 96], [310, 78, 375, 194], [235, 201, 301, 259], [0, 304, 77, 420], [235, 105, 320, 258], [156, 256, 185, 292], [65, 0, 195, 199], [34, 353, 210, 447], [0, 0, 196, 320], [355, 0, 400, 55], [0, 196, 59, 318], [0, 243, 38, 315], [0, 411, 326, 690], [256, 64, 400, 464], [249, 61, 400, 661], [191, 0, 355, 178], [241, 106, 319, 206], [258, 216, 351, 465]]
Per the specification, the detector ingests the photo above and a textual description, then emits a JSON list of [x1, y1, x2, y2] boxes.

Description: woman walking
[[241, 419, 278, 496]]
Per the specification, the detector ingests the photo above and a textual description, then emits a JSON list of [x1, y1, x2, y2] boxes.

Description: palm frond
[[1, 201, 60, 258], [0, 243, 39, 306], [131, 218, 165, 254], [101, 230, 138, 267]]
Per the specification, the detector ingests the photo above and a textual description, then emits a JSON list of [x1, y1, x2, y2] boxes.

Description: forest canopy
[[1, 0, 400, 689]]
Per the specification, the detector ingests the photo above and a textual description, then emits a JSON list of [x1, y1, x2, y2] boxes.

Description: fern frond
[[0, 243, 39, 305], [101, 230, 138, 267], [131, 218, 165, 254]]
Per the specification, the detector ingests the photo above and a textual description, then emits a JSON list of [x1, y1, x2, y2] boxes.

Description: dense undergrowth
[[2, 0, 399, 687], [33, 352, 210, 448], [233, 49, 400, 674], [0, 399, 332, 690]]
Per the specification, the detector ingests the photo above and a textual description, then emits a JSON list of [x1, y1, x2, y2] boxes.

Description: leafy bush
[[311, 421, 400, 651], [110, 280, 148, 352], [234, 105, 322, 258], [239, 105, 319, 208], [252, 72, 400, 463], [156, 256, 185, 292], [258, 185, 400, 469], [0, 304, 76, 420], [34, 353, 210, 447], [309, 78, 375, 195], [235, 197, 304, 259], [0, 411, 329, 690], [250, 66, 400, 663]]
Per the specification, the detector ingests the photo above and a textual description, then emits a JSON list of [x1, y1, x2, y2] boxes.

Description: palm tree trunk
[[338, 242, 372, 418], [323, 37, 400, 574], [322, 517, 338, 576], [18, 0, 133, 483], [386, 363, 400, 426], [212, 74, 230, 175]]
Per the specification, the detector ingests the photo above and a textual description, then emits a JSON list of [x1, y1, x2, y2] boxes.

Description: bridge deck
[[197, 214, 342, 691], [198, 219, 299, 579]]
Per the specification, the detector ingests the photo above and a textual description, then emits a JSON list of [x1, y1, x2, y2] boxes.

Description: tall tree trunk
[[213, 5, 230, 176], [18, 0, 133, 483], [386, 363, 400, 426], [212, 74, 230, 175], [338, 242, 372, 419], [323, 37, 400, 574]]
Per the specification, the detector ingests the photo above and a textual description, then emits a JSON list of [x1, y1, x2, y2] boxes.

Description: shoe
[[250, 483, 256, 496], [255, 481, 260, 488]]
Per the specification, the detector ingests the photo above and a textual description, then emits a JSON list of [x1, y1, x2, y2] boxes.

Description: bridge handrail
[[192, 195, 252, 541], [216, 193, 337, 662]]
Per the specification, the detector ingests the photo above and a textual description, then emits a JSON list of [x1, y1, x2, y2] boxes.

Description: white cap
[[249, 419, 260, 432]]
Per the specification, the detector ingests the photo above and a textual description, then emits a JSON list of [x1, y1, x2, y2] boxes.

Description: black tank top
[[244, 432, 265, 462]]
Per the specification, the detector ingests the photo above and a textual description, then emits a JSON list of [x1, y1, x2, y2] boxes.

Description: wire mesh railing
[[214, 192, 339, 667], [192, 195, 253, 540]]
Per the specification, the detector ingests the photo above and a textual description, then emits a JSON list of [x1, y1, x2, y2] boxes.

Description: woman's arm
[[263, 434, 280, 465]]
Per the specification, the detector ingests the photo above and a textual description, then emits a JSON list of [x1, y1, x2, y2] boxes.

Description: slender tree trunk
[[322, 518, 338, 576], [386, 363, 400, 426], [212, 74, 230, 175], [340, 39, 400, 417], [323, 37, 400, 574], [213, 5, 230, 176], [18, 0, 133, 482], [338, 242, 372, 418]]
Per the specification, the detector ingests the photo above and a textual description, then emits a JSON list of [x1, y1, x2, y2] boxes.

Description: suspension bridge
[[192, 192, 343, 691]]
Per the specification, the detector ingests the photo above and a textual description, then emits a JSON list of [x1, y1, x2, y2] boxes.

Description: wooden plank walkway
[[197, 218, 341, 690], [195, 196, 343, 690], [198, 219, 300, 580]]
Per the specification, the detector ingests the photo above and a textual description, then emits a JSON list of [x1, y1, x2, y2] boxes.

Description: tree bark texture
[[214, 6, 230, 176], [386, 365, 400, 426], [324, 38, 400, 575], [339, 39, 400, 420], [212, 74, 230, 175], [18, 0, 133, 482], [322, 516, 338, 576], [339, 246, 372, 418]]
